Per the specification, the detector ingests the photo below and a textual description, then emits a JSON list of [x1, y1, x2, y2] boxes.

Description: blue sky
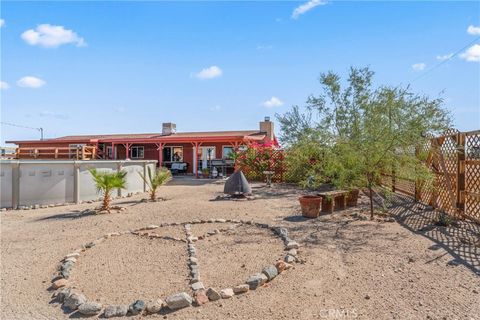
[[1, 1, 479, 145]]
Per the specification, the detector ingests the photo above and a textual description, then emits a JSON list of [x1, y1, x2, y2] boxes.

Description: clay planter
[[321, 197, 333, 213], [299, 196, 322, 218], [347, 189, 360, 207]]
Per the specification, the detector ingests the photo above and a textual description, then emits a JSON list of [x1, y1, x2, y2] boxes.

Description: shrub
[[89, 169, 127, 211], [140, 167, 172, 201]]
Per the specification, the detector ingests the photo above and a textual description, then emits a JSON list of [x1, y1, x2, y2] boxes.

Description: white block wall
[[0, 160, 157, 208]]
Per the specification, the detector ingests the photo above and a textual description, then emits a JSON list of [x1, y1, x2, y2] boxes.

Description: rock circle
[[49, 219, 300, 317]]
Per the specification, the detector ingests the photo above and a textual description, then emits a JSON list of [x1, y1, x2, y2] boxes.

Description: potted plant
[[201, 167, 210, 178], [299, 195, 322, 218]]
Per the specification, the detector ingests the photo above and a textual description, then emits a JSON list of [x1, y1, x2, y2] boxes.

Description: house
[[5, 117, 277, 177]]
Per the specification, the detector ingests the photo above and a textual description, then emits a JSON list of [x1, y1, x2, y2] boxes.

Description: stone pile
[[49, 218, 300, 317]]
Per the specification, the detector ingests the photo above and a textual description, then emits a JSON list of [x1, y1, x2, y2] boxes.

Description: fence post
[[11, 161, 20, 209], [73, 162, 80, 204], [117, 162, 123, 198], [456, 132, 466, 215]]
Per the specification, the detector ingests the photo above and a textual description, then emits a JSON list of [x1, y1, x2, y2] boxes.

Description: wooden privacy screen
[[382, 129, 480, 224]]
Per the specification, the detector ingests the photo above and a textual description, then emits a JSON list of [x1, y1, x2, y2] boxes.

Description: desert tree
[[277, 67, 451, 218]]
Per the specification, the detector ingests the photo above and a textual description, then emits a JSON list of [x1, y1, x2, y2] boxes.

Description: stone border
[[49, 219, 300, 317]]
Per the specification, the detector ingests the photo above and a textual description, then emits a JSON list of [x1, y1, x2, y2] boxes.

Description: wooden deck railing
[[0, 146, 97, 160]]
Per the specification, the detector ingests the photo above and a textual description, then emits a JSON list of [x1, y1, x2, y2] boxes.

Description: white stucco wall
[[0, 160, 157, 208]]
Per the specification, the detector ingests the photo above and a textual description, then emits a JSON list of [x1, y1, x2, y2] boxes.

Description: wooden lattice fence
[[383, 129, 480, 223], [236, 149, 285, 183]]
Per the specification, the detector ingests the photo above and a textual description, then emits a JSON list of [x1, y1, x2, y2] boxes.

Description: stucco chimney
[[162, 123, 176, 135], [259, 116, 274, 141]]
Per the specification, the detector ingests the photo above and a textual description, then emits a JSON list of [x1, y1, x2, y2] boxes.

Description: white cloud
[[21, 24, 86, 48], [460, 44, 480, 62], [257, 44, 273, 50], [39, 110, 69, 119], [0, 19, 5, 28], [467, 25, 480, 35], [193, 66, 223, 80], [0, 81, 10, 90], [412, 63, 426, 71], [436, 53, 453, 61], [292, 0, 327, 19], [17, 76, 46, 88], [262, 96, 284, 108], [209, 105, 222, 111]]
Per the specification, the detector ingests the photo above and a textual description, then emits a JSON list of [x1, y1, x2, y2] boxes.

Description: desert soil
[[1, 178, 479, 320]]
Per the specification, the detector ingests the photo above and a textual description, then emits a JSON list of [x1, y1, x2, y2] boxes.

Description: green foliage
[[89, 168, 127, 211], [140, 167, 172, 201], [284, 138, 328, 189], [277, 67, 452, 218]]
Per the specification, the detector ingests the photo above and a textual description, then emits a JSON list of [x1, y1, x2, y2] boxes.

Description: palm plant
[[89, 169, 127, 211], [140, 167, 172, 201]]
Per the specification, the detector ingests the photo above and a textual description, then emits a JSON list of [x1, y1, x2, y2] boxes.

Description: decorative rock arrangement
[[49, 218, 300, 317]]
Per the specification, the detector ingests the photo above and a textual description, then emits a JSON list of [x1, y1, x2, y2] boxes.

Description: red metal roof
[[7, 130, 266, 144]]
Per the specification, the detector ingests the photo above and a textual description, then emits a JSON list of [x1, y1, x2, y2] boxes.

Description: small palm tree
[[140, 167, 172, 201], [89, 169, 127, 211]]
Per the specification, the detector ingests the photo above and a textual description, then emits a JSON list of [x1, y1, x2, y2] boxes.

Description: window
[[163, 146, 183, 162], [131, 146, 144, 159], [222, 146, 234, 159]]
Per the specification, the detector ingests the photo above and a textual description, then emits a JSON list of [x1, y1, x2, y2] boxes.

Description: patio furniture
[[317, 190, 349, 214], [170, 162, 188, 174]]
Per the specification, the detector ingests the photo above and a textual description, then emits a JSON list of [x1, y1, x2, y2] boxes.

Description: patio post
[[112, 142, 116, 160], [156, 143, 164, 167], [124, 143, 131, 160]]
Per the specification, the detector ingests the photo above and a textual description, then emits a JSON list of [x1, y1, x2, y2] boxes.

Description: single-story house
[[6, 117, 277, 177]]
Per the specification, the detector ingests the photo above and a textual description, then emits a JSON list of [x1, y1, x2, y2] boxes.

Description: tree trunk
[[150, 188, 157, 201], [369, 185, 374, 220], [102, 191, 110, 211]]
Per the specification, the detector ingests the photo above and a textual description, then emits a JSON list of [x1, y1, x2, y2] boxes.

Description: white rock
[[220, 288, 234, 299]]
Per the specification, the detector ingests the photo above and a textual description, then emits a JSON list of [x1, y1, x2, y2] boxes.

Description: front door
[[201, 146, 215, 169]]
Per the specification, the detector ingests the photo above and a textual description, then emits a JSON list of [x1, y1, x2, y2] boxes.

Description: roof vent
[[162, 123, 176, 135]]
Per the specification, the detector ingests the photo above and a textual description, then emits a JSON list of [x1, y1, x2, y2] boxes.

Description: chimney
[[259, 116, 274, 141], [162, 123, 176, 135]]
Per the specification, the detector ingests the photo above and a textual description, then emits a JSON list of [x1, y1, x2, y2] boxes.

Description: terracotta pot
[[347, 189, 360, 207], [321, 197, 333, 213], [299, 195, 322, 218]]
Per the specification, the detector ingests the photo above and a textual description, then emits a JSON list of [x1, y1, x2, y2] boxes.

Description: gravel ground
[[1, 178, 479, 320]]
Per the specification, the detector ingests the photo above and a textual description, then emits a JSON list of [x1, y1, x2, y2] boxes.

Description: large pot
[[347, 189, 360, 207], [321, 197, 333, 213], [299, 195, 322, 218]]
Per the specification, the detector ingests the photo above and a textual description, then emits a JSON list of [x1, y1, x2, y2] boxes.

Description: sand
[[1, 178, 479, 319]]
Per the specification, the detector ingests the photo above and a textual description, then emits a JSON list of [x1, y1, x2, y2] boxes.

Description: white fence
[[0, 160, 157, 209]]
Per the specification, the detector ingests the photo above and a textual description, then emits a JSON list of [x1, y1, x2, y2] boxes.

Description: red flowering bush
[[235, 141, 284, 182]]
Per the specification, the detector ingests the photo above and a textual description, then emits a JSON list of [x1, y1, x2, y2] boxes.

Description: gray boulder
[[246, 273, 268, 290], [78, 302, 102, 316], [128, 300, 145, 315], [206, 288, 221, 301], [165, 292, 192, 310], [63, 292, 86, 311], [262, 265, 278, 281], [104, 305, 128, 318]]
